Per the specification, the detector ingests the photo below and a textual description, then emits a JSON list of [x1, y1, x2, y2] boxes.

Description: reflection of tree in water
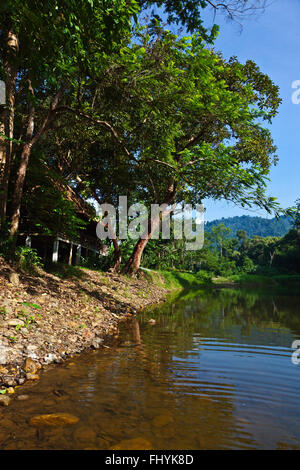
[[115, 315, 248, 449], [145, 288, 300, 338], [119, 288, 300, 448], [75, 310, 241, 448]]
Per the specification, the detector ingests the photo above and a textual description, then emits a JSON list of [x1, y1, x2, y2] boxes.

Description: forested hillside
[[205, 215, 292, 238]]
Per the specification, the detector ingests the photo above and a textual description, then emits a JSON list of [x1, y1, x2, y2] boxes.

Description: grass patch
[[227, 273, 300, 287], [141, 269, 212, 290], [47, 263, 85, 279]]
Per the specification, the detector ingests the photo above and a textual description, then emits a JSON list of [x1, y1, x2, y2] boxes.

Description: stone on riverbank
[[26, 372, 40, 381], [0, 395, 11, 406], [8, 272, 19, 286], [24, 357, 41, 374]]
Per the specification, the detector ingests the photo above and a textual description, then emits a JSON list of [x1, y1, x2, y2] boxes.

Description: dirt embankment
[[0, 258, 169, 397]]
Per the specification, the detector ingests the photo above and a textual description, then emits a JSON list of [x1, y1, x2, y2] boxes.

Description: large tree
[[113, 30, 281, 273], [37, 27, 280, 274], [0, 0, 139, 251]]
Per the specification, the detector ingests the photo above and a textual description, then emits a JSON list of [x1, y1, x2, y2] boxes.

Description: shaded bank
[[0, 259, 174, 395]]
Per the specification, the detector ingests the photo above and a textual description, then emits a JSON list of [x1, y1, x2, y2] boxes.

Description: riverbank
[[212, 273, 300, 287], [0, 259, 179, 400]]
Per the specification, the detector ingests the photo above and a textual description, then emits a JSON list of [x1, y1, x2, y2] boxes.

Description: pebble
[[0, 395, 11, 406], [8, 273, 19, 286], [24, 357, 41, 374], [6, 319, 24, 327], [26, 372, 40, 381]]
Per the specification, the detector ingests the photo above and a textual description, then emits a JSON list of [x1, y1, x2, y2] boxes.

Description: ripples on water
[[1, 287, 300, 450]]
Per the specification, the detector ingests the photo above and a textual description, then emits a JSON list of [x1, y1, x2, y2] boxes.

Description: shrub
[[16, 246, 43, 273]]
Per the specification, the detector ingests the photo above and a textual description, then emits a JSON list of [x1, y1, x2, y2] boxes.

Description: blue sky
[[197, 0, 300, 220]]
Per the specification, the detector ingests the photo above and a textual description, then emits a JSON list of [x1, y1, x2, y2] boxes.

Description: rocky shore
[[0, 258, 169, 404]]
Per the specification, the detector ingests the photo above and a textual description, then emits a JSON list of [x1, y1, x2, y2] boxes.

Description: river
[[1, 287, 300, 450]]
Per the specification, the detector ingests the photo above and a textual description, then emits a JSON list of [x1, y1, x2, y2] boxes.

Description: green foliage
[[140, 199, 300, 278], [16, 309, 37, 329], [79, 252, 104, 270], [0, 307, 7, 316], [0, 0, 139, 83], [195, 270, 213, 284], [150, 269, 212, 290], [229, 273, 300, 287], [8, 336, 17, 343], [293, 199, 300, 230], [23, 160, 87, 240], [16, 246, 43, 273], [21, 302, 41, 309]]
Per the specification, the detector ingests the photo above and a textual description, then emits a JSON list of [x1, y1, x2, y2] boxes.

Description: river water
[[1, 287, 300, 450]]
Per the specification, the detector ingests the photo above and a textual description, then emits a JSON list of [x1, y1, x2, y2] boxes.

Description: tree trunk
[[122, 227, 155, 275], [112, 236, 122, 271], [269, 250, 275, 268], [0, 28, 18, 227], [122, 181, 176, 275], [10, 140, 33, 240], [0, 119, 6, 203], [9, 84, 66, 251]]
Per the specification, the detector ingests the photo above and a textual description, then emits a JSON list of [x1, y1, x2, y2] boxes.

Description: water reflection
[[1, 288, 300, 449]]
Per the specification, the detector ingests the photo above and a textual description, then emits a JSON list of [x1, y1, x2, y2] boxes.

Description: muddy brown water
[[1, 287, 300, 450]]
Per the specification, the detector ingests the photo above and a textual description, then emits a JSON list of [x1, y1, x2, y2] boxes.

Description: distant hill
[[205, 215, 292, 238]]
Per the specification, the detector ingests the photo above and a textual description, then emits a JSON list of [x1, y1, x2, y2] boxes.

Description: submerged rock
[[29, 413, 79, 427], [152, 413, 173, 427], [17, 394, 30, 401], [110, 437, 153, 450], [73, 426, 97, 445]]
